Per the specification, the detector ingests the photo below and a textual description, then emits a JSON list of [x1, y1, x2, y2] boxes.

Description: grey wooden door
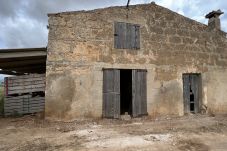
[[103, 69, 120, 118], [191, 75, 200, 113], [183, 74, 201, 114], [183, 74, 190, 113], [132, 69, 147, 117]]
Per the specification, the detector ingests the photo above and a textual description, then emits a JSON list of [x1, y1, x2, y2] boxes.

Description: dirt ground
[[0, 114, 227, 151]]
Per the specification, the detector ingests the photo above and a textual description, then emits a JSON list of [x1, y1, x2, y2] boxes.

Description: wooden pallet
[[4, 74, 45, 95], [4, 74, 45, 116], [4, 95, 45, 116]]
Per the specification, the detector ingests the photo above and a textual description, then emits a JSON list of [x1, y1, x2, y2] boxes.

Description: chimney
[[205, 9, 224, 30]]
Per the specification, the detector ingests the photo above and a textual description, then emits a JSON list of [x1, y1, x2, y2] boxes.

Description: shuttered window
[[114, 22, 140, 49]]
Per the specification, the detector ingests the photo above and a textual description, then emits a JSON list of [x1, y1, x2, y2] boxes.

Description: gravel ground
[[0, 114, 227, 151]]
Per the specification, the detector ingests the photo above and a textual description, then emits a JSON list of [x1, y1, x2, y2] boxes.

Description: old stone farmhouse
[[43, 2, 227, 120]]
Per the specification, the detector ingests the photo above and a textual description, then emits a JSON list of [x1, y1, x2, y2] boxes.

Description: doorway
[[103, 69, 147, 118], [183, 73, 202, 114], [120, 70, 132, 115]]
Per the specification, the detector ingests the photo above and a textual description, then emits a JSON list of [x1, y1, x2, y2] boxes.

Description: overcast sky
[[0, 0, 226, 49]]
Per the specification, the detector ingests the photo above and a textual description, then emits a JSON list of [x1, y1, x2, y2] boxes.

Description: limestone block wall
[[46, 3, 227, 120]]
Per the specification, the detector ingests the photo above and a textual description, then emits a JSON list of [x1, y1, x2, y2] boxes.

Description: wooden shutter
[[132, 69, 147, 117], [126, 23, 133, 49], [114, 22, 127, 49], [114, 22, 140, 49], [129, 24, 140, 49], [103, 69, 120, 118], [183, 74, 190, 114]]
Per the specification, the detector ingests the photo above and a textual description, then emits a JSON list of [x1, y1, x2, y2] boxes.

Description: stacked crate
[[4, 74, 45, 116]]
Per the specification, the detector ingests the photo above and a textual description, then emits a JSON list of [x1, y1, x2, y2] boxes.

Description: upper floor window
[[114, 22, 140, 49]]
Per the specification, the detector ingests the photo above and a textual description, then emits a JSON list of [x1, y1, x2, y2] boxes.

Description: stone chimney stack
[[205, 9, 224, 30]]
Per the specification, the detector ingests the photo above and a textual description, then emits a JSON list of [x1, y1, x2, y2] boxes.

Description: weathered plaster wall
[[46, 3, 227, 120], [203, 69, 227, 113]]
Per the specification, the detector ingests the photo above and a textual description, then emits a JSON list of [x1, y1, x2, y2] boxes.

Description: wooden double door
[[103, 69, 147, 118]]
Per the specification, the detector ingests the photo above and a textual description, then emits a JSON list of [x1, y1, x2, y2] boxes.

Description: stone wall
[[46, 3, 227, 120]]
